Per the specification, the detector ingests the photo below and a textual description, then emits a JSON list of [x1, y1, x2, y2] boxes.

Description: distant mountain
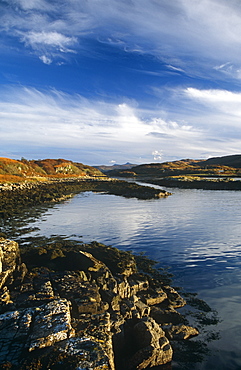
[[94, 162, 136, 173], [0, 157, 103, 182]]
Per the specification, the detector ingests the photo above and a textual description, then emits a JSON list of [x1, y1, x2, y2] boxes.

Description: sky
[[1, 0, 241, 165]]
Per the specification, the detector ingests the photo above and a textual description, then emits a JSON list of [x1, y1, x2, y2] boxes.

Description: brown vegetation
[[0, 157, 104, 183]]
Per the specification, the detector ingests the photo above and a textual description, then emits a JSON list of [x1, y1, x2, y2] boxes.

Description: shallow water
[[3, 186, 241, 369]]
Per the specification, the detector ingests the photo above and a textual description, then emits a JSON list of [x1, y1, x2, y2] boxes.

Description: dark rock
[[127, 317, 173, 369], [150, 306, 185, 325], [163, 324, 199, 340], [0, 237, 201, 369]]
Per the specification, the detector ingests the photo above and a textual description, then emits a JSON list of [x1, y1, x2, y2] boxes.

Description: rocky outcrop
[[0, 237, 199, 369], [0, 178, 171, 218]]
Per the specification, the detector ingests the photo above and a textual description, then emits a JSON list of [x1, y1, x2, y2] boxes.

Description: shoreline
[[0, 177, 171, 218], [0, 236, 216, 369], [120, 175, 241, 191]]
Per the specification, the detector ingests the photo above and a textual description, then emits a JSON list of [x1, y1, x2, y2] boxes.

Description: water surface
[[4, 186, 241, 369]]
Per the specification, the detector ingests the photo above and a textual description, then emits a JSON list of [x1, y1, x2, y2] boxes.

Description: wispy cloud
[[185, 88, 241, 118], [20, 31, 77, 51], [2, 0, 241, 76], [2, 85, 241, 163], [0, 85, 206, 163]]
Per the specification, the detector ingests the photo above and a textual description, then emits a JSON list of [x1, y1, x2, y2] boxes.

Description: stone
[[28, 298, 75, 351], [163, 286, 186, 308], [164, 324, 199, 340], [0, 238, 20, 289], [135, 299, 150, 318], [127, 317, 173, 369], [139, 288, 167, 306], [150, 306, 185, 325], [52, 271, 104, 314], [58, 337, 112, 369], [0, 307, 34, 365], [0, 237, 201, 369]]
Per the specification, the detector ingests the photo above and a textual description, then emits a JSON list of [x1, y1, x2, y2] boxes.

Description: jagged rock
[[0, 238, 200, 369], [128, 276, 149, 295], [72, 312, 115, 370], [52, 271, 105, 315], [100, 289, 120, 311], [150, 306, 185, 325], [139, 287, 168, 306], [163, 324, 199, 340], [163, 286, 186, 308], [127, 317, 173, 369], [0, 238, 20, 289], [20, 337, 113, 370], [0, 307, 34, 365], [28, 298, 75, 351], [135, 299, 150, 318], [58, 337, 112, 369]]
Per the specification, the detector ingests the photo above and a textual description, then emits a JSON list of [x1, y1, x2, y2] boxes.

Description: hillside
[[94, 162, 136, 173], [105, 155, 241, 177], [0, 158, 104, 182], [197, 154, 241, 168]]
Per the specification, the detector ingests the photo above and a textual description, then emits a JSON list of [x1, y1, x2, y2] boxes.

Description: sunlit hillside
[[0, 158, 104, 182]]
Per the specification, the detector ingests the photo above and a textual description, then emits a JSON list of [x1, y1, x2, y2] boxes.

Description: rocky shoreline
[[0, 237, 203, 370], [0, 177, 171, 218]]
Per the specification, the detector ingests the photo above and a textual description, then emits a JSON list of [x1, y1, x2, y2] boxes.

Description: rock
[[135, 299, 150, 318], [28, 299, 75, 351], [0, 307, 34, 365], [163, 286, 186, 308], [0, 238, 20, 289], [0, 237, 200, 369], [139, 287, 167, 306], [58, 337, 112, 369], [164, 324, 199, 340], [150, 306, 185, 325], [127, 317, 173, 369], [52, 271, 104, 315]]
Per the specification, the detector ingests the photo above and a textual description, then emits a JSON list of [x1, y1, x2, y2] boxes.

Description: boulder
[[150, 306, 185, 325], [28, 299, 75, 351], [127, 317, 173, 369], [0, 238, 21, 288], [164, 324, 199, 340]]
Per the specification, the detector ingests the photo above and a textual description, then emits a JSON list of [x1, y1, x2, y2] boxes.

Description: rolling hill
[[0, 158, 104, 182]]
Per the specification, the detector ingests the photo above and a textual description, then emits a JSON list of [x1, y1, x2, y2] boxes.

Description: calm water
[[4, 185, 241, 369]]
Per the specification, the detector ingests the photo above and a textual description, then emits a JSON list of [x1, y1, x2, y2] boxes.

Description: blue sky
[[1, 0, 241, 165]]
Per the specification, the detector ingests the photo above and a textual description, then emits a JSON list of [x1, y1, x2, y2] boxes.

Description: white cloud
[[20, 31, 77, 54], [0, 85, 207, 163], [185, 88, 241, 117], [39, 55, 52, 64], [152, 150, 163, 161], [2, 0, 241, 73], [5, 0, 53, 11], [2, 84, 239, 163]]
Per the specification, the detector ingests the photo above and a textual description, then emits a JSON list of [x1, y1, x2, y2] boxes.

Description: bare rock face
[[127, 317, 173, 370], [0, 238, 21, 289], [0, 238, 199, 369], [28, 299, 75, 351], [164, 324, 199, 340]]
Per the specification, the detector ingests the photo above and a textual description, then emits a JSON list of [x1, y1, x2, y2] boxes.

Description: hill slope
[[105, 155, 241, 177], [197, 154, 241, 168], [0, 158, 103, 182]]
